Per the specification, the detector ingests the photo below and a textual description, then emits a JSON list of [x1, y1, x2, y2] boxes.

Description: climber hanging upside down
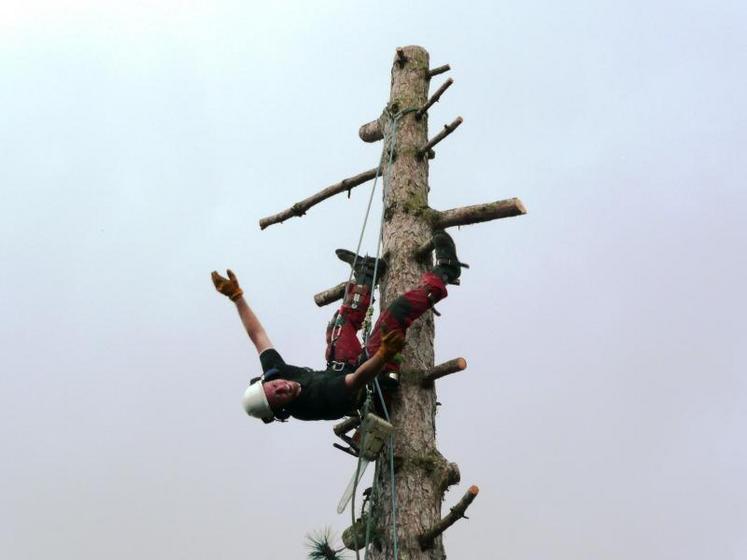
[[211, 229, 467, 424]]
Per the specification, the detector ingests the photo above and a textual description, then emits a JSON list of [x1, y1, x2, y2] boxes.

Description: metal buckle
[[331, 361, 348, 372]]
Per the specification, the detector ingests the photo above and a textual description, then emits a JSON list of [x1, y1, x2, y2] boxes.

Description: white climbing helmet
[[241, 381, 273, 421]]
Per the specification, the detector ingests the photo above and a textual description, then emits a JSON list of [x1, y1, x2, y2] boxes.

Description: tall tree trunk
[[258, 42, 525, 560], [259, 40, 527, 560], [370, 44, 454, 560]]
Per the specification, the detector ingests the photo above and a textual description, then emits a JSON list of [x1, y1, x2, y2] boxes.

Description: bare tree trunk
[[257, 43, 525, 560], [368, 45, 453, 560]]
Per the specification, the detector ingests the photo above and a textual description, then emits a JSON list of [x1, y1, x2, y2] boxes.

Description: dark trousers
[[325, 272, 447, 373]]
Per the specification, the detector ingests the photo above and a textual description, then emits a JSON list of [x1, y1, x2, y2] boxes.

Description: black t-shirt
[[259, 348, 360, 421]]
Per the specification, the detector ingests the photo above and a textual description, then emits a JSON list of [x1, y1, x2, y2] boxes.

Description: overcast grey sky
[[1, 1, 746, 559]]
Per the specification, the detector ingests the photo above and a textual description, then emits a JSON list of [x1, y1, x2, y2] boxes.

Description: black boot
[[336, 249, 387, 287], [432, 229, 469, 285]]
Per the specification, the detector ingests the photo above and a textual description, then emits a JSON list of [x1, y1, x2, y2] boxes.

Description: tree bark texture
[[367, 45, 453, 560]]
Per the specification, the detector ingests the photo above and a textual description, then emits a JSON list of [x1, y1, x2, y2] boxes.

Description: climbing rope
[[343, 105, 418, 315], [363, 457, 380, 558], [350, 394, 371, 559], [352, 379, 396, 560], [345, 106, 417, 560], [373, 379, 398, 560], [362, 106, 417, 344]]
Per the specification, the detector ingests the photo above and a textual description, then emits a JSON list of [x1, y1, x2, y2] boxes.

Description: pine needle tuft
[[306, 528, 347, 560]]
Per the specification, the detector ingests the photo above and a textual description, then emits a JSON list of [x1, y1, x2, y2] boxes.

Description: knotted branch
[[359, 116, 384, 143], [416, 78, 454, 119], [314, 282, 346, 307], [259, 167, 380, 230], [342, 512, 373, 551], [417, 117, 463, 158], [421, 358, 467, 386], [428, 64, 451, 78], [419, 485, 480, 550], [439, 462, 461, 493], [434, 197, 527, 228]]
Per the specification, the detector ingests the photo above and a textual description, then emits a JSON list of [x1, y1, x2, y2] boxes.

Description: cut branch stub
[[258, 167, 380, 230], [417, 116, 463, 158], [359, 117, 384, 143], [413, 198, 527, 254], [435, 197, 527, 229], [416, 78, 454, 120], [313, 282, 346, 307], [443, 462, 461, 491], [342, 514, 370, 551], [421, 358, 467, 386], [428, 64, 451, 78], [419, 485, 480, 550]]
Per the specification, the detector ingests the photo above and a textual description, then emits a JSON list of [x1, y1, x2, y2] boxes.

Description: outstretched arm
[[234, 296, 274, 354], [212, 269, 273, 355], [345, 330, 405, 392]]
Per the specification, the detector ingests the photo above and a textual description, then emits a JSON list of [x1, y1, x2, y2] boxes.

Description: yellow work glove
[[211, 269, 244, 301], [376, 329, 405, 361]]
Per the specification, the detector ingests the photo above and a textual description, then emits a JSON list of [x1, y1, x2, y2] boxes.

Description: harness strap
[[328, 360, 356, 373]]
